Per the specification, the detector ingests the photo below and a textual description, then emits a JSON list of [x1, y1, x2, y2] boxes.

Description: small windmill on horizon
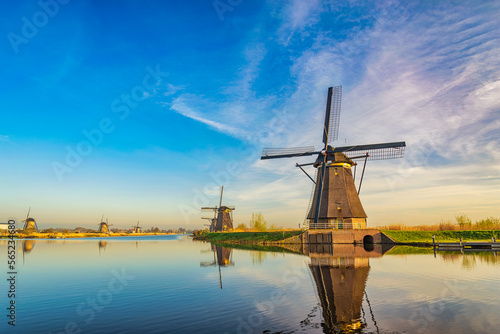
[[98, 215, 112, 234], [201, 186, 235, 232], [22, 207, 38, 232], [261, 86, 406, 229], [132, 221, 141, 233]]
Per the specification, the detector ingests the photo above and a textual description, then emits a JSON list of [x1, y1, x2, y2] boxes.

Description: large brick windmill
[[261, 86, 406, 229], [201, 186, 235, 232]]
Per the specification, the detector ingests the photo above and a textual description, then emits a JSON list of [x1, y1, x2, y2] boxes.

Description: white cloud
[[168, 97, 248, 140], [0, 135, 10, 142]]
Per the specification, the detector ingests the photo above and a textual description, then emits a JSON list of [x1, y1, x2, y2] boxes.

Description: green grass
[[383, 230, 500, 243], [194, 230, 304, 243]]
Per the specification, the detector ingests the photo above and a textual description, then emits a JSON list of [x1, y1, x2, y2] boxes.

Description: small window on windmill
[[334, 168, 338, 176], [336, 203, 341, 211], [338, 218, 343, 229]]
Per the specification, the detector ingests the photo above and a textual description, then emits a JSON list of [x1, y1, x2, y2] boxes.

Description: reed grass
[[378, 215, 500, 231]]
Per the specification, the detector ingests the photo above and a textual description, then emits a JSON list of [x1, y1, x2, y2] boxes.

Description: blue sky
[[1, 0, 499, 229]]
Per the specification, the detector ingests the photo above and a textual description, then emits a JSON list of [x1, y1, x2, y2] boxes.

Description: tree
[[250, 213, 267, 232], [455, 214, 472, 229]]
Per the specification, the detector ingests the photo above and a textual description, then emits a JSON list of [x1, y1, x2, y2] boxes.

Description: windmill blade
[[226, 206, 235, 211], [323, 86, 342, 145], [261, 146, 317, 160], [27, 207, 31, 219], [219, 186, 224, 207], [201, 207, 218, 211], [338, 141, 406, 161]]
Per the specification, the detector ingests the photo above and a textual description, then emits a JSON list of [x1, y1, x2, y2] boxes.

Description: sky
[[0, 0, 499, 229]]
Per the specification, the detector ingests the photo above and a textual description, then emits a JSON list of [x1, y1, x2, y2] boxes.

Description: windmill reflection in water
[[305, 244, 392, 333], [200, 244, 234, 289]]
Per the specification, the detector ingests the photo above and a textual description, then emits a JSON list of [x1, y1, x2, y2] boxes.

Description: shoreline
[[194, 229, 500, 246], [0, 232, 184, 239]]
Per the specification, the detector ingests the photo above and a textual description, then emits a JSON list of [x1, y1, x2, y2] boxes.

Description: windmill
[[132, 221, 141, 233], [22, 207, 38, 231], [98, 216, 112, 234], [261, 86, 406, 229], [201, 186, 235, 232]]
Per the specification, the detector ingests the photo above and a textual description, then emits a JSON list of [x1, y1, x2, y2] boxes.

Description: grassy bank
[[383, 230, 500, 244], [194, 230, 304, 243]]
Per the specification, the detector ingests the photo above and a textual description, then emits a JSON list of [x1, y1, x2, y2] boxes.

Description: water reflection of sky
[[0, 237, 498, 333]]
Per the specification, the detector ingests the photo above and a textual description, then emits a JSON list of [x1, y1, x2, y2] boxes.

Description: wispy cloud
[[0, 135, 10, 142], [168, 96, 248, 139]]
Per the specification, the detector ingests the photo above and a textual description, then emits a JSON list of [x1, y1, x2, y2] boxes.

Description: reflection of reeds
[[250, 250, 267, 264], [250, 250, 280, 264], [440, 252, 500, 269]]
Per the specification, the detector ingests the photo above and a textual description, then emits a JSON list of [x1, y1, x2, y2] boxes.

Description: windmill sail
[[261, 146, 317, 160], [323, 85, 342, 145], [339, 142, 406, 161]]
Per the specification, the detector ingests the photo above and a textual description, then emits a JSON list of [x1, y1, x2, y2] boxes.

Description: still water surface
[[1, 235, 499, 333]]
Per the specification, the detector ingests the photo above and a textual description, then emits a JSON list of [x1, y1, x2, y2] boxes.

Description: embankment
[[194, 229, 500, 246], [193, 230, 304, 245]]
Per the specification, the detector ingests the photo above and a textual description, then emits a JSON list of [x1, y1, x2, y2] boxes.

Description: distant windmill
[[201, 186, 235, 232], [22, 207, 38, 231], [98, 216, 112, 234], [132, 221, 141, 233], [261, 86, 406, 229]]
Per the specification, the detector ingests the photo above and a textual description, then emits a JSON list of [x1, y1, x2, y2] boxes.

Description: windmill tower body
[[308, 153, 367, 229], [98, 217, 112, 234], [23, 218, 38, 231], [215, 206, 234, 231], [98, 222, 109, 233]]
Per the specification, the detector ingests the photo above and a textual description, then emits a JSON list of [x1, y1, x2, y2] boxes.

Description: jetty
[[433, 236, 499, 251]]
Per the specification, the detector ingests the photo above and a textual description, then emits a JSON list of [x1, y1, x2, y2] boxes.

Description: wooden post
[[460, 237, 463, 248], [432, 235, 435, 248], [493, 236, 496, 243]]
